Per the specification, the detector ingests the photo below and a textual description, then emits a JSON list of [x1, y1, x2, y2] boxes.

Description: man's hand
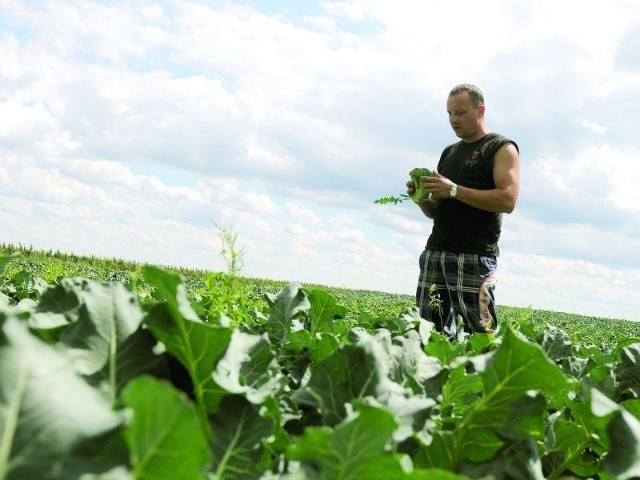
[[423, 174, 456, 199], [408, 179, 439, 219], [406, 180, 416, 197]]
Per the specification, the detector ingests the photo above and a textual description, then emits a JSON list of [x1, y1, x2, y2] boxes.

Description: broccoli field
[[1, 245, 640, 479]]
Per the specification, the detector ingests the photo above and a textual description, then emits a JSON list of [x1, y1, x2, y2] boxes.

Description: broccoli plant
[[374, 167, 437, 205]]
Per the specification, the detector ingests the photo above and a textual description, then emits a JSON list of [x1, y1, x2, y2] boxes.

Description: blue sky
[[1, 0, 640, 321]]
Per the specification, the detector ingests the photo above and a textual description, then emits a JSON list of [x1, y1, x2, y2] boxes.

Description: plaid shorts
[[416, 249, 498, 334]]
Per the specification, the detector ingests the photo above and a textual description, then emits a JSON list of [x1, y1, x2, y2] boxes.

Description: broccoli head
[[374, 167, 437, 205], [409, 167, 436, 203]]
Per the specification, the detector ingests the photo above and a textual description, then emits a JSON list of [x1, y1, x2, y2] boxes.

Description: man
[[407, 83, 520, 335]]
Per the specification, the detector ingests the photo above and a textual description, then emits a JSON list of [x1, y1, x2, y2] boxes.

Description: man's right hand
[[406, 180, 416, 196]]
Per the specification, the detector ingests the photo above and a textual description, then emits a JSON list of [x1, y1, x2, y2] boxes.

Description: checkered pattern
[[416, 249, 498, 334]]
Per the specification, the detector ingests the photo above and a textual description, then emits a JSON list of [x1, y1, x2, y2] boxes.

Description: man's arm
[[425, 143, 520, 213], [417, 196, 439, 219]]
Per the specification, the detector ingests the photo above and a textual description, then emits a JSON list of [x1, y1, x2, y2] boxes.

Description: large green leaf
[[544, 415, 598, 478], [292, 328, 436, 447], [389, 329, 443, 396], [537, 325, 572, 361], [0, 313, 124, 480], [412, 431, 457, 471], [28, 278, 82, 334], [122, 376, 211, 480], [458, 436, 545, 480], [143, 266, 201, 324], [424, 330, 468, 365], [615, 342, 640, 398], [210, 396, 275, 480], [288, 404, 402, 480], [440, 364, 483, 420], [264, 283, 310, 345], [292, 328, 433, 427], [47, 279, 145, 405], [482, 326, 569, 402], [212, 330, 285, 404], [559, 386, 613, 469], [453, 391, 547, 464], [306, 288, 347, 336], [87, 327, 170, 403], [603, 408, 640, 479], [455, 326, 568, 462], [143, 267, 233, 416], [291, 336, 380, 425]]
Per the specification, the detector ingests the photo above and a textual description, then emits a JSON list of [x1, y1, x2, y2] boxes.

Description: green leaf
[[292, 328, 416, 426], [407, 469, 469, 480], [412, 431, 457, 470], [0, 314, 124, 480], [455, 326, 568, 462], [458, 436, 545, 480], [424, 331, 467, 365], [455, 391, 547, 463], [87, 327, 170, 403], [210, 396, 275, 480], [615, 342, 640, 398], [309, 332, 341, 363], [212, 330, 285, 404], [143, 267, 233, 416], [122, 376, 211, 480], [586, 364, 618, 399], [264, 283, 310, 345], [482, 326, 569, 403], [28, 278, 81, 334], [374, 195, 410, 205], [288, 404, 400, 480], [306, 288, 346, 335], [603, 409, 640, 479], [0, 253, 18, 274], [537, 325, 572, 361], [144, 302, 232, 415], [293, 328, 436, 445], [291, 339, 379, 425], [465, 332, 497, 355], [143, 266, 201, 323], [544, 416, 598, 478], [622, 398, 640, 419], [51, 279, 144, 405], [441, 364, 483, 420], [388, 329, 443, 398]]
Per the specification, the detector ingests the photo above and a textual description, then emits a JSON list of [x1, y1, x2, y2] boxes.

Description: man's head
[[449, 83, 484, 108], [447, 83, 488, 142]]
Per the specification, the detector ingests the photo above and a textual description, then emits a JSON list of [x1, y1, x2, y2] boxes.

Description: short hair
[[449, 83, 484, 108]]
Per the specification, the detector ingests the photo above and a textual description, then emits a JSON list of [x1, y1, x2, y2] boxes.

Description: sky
[[1, 0, 640, 322]]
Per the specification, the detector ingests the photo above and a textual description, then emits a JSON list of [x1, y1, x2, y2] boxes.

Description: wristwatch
[[449, 183, 458, 198]]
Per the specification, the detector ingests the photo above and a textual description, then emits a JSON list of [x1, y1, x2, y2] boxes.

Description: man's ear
[[478, 104, 486, 116]]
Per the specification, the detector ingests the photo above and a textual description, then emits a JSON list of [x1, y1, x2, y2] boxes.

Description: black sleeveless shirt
[[425, 133, 519, 256]]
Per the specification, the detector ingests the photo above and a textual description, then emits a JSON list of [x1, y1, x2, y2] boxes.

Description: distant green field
[[1, 243, 639, 347]]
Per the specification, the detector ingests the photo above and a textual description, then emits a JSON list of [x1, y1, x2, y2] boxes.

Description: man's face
[[447, 92, 483, 141]]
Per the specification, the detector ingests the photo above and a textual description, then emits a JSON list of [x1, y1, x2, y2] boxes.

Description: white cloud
[[2, 0, 640, 322], [285, 202, 324, 226], [580, 120, 608, 134], [500, 252, 640, 320], [0, 99, 53, 139], [328, 214, 355, 227]]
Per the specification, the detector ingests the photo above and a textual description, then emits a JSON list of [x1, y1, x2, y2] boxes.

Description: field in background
[[2, 243, 638, 347], [3, 242, 640, 479]]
